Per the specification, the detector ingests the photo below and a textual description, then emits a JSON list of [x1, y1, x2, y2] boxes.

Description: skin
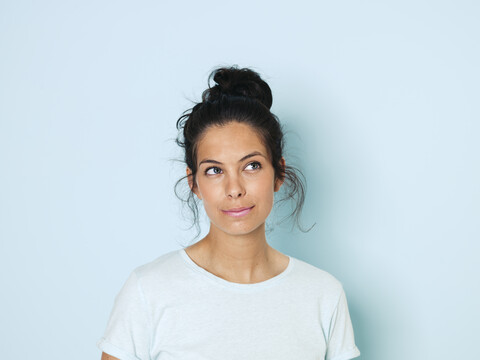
[[100, 121, 289, 359], [185, 121, 289, 284], [101, 353, 119, 360]]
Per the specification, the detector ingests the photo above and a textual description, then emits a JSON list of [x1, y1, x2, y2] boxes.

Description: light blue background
[[1, 1, 478, 359]]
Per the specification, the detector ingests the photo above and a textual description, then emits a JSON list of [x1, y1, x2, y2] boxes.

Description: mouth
[[221, 206, 255, 218]]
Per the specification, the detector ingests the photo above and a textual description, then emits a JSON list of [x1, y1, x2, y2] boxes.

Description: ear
[[274, 157, 286, 192], [186, 167, 202, 200]]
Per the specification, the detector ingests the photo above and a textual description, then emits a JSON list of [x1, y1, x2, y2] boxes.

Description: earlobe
[[186, 167, 202, 200], [274, 178, 284, 192], [274, 157, 286, 192]]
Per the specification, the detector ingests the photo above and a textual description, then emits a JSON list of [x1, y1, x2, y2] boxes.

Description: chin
[[216, 221, 265, 237]]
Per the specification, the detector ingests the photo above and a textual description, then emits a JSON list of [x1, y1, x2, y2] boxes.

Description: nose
[[225, 175, 246, 199]]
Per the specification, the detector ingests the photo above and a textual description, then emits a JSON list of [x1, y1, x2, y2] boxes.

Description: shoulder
[[135, 249, 181, 273], [290, 256, 345, 298], [129, 249, 187, 289]]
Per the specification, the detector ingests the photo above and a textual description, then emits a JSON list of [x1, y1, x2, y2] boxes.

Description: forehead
[[196, 122, 267, 162]]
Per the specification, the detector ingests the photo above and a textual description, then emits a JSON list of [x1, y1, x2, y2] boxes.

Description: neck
[[195, 222, 275, 283]]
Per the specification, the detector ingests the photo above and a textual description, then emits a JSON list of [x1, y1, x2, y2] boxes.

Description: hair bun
[[202, 66, 273, 109]]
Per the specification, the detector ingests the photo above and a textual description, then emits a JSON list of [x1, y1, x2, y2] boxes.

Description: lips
[[221, 205, 254, 217]]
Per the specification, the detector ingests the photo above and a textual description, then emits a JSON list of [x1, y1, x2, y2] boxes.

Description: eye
[[205, 166, 222, 175], [245, 161, 262, 171]]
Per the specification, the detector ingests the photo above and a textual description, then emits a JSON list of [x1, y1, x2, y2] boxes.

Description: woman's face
[[187, 121, 284, 237]]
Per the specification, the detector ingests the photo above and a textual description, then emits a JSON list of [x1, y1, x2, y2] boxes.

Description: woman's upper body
[[98, 66, 360, 360], [98, 247, 360, 360]]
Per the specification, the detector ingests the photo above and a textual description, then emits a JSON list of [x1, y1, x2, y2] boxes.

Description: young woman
[[97, 66, 361, 360]]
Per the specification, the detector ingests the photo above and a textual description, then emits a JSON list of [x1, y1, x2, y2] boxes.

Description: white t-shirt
[[97, 249, 361, 360]]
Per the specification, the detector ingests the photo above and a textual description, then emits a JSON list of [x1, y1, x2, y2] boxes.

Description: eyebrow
[[198, 151, 266, 167]]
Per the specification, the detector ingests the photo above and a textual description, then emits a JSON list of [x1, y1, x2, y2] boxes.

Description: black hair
[[174, 66, 312, 238]]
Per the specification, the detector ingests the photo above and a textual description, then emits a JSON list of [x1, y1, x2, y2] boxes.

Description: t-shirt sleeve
[[325, 287, 361, 360], [97, 270, 152, 360]]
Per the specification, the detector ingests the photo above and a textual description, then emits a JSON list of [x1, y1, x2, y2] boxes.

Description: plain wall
[[0, 1, 478, 359]]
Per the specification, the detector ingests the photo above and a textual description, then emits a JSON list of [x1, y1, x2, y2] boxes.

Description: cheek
[[251, 177, 275, 204], [197, 181, 221, 207]]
